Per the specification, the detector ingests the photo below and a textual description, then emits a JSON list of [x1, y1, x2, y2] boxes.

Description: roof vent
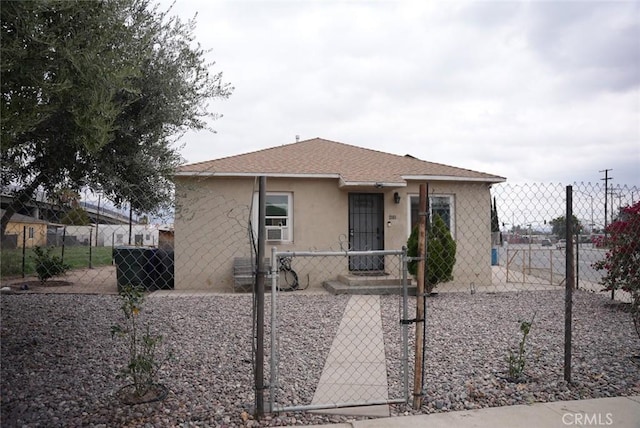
[[295, 135, 300, 143]]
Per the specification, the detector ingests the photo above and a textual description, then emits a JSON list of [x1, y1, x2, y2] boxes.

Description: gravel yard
[[2, 290, 639, 427]]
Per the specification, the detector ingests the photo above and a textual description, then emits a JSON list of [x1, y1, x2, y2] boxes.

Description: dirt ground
[[1, 265, 119, 294]]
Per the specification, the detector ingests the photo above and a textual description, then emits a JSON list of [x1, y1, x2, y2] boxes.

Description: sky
[[160, 0, 639, 187]]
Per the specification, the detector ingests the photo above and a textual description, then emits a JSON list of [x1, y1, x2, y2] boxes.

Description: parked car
[[556, 239, 566, 249], [541, 239, 552, 247]]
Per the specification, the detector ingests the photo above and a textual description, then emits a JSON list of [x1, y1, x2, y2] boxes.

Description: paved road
[[497, 243, 607, 285]]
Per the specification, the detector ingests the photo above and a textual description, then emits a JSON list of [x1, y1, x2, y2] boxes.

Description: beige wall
[[174, 176, 493, 291]]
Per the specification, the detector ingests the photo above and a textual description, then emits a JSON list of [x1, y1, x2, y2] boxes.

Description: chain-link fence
[[491, 182, 638, 301], [267, 249, 410, 413], [7, 181, 635, 297], [2, 179, 639, 426]]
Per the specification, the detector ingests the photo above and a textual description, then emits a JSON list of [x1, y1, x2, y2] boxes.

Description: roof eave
[[402, 175, 506, 183], [338, 178, 407, 188], [174, 171, 342, 179]]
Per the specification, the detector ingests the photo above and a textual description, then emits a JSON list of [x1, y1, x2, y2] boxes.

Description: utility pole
[[600, 169, 612, 238], [600, 169, 614, 300]]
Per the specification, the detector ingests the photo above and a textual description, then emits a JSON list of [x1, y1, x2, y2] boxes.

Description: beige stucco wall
[[174, 176, 493, 291]]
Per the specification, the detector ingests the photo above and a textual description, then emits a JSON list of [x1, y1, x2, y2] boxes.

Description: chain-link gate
[[267, 249, 411, 413]]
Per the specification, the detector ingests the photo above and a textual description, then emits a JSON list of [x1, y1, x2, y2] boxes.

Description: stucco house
[[174, 138, 506, 292], [0, 210, 49, 249]]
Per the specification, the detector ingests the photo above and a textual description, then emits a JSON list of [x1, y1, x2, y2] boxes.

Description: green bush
[[111, 285, 171, 399], [32, 246, 70, 283], [407, 213, 457, 294]]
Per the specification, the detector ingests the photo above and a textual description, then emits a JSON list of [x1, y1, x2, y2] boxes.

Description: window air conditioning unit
[[266, 227, 283, 241]]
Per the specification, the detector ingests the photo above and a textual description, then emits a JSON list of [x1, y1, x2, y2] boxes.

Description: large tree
[[1, 0, 232, 236]]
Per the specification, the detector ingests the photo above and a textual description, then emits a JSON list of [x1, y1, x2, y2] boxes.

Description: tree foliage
[[593, 202, 640, 339], [407, 213, 457, 294], [491, 197, 500, 233], [549, 215, 583, 239], [60, 207, 91, 225], [1, 0, 232, 236]]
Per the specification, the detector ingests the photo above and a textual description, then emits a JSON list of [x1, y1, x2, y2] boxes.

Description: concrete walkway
[[301, 396, 640, 428], [311, 295, 390, 417]]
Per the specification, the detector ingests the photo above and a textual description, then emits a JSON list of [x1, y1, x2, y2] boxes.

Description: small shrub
[[111, 285, 171, 399], [32, 246, 70, 283], [506, 312, 536, 381], [407, 213, 457, 294]]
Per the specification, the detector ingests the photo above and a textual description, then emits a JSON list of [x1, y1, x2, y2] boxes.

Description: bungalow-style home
[[0, 210, 48, 249], [174, 138, 506, 292]]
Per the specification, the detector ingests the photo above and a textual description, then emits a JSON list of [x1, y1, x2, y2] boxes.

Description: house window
[[28, 227, 34, 239], [253, 192, 293, 242], [409, 194, 455, 239]]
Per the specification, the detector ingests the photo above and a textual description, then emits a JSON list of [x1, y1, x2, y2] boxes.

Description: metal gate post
[[401, 247, 410, 404], [270, 246, 278, 413]]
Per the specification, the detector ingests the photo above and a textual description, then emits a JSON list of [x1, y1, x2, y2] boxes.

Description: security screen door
[[348, 193, 384, 271]]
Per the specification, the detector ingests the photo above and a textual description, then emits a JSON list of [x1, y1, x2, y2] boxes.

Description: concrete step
[[336, 274, 409, 287], [323, 280, 417, 296]]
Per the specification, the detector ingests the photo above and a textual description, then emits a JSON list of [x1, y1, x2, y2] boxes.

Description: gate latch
[[400, 318, 424, 325]]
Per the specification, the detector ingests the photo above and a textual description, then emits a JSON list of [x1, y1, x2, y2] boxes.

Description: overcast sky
[[161, 0, 639, 187]]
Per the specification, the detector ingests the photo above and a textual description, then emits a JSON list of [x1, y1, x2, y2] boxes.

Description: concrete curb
[[295, 396, 640, 428]]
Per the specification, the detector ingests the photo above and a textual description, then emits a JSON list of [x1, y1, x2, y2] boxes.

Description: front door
[[349, 193, 384, 271]]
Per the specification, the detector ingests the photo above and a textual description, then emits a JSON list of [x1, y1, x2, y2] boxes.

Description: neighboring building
[[158, 226, 175, 251], [0, 210, 48, 249], [55, 224, 160, 247], [174, 138, 506, 292]]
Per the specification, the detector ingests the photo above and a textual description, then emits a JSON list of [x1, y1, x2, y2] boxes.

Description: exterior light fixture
[[393, 192, 401, 204]]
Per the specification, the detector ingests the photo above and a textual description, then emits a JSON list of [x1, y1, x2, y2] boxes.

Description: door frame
[[348, 192, 385, 272]]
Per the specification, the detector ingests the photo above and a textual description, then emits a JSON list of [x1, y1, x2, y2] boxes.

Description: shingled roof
[[176, 138, 506, 187]]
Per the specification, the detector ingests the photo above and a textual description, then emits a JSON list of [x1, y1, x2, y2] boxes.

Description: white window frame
[[407, 194, 456, 239], [252, 192, 293, 243]]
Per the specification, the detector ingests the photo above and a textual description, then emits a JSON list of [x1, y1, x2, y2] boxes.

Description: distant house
[[174, 138, 506, 291], [0, 210, 48, 249]]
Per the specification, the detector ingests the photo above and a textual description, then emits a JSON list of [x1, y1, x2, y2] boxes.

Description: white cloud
[[163, 0, 640, 187]]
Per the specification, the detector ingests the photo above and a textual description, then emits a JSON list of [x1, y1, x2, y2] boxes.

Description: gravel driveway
[[1, 290, 639, 427]]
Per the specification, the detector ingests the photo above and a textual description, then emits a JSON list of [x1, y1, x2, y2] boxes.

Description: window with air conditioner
[[253, 192, 293, 242]]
